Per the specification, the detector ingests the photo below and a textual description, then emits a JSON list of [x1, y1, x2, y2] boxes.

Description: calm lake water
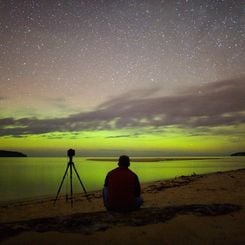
[[0, 157, 245, 203]]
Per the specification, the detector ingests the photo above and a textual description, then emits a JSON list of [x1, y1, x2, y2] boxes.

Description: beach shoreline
[[1, 168, 245, 244]]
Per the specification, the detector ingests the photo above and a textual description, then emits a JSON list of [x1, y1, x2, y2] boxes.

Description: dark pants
[[103, 187, 143, 212]]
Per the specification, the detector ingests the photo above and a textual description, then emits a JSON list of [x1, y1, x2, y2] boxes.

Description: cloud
[[105, 133, 141, 138], [46, 97, 73, 111], [0, 96, 7, 101], [0, 77, 244, 137]]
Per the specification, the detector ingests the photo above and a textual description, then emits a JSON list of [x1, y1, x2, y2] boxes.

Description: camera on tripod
[[54, 148, 90, 206]]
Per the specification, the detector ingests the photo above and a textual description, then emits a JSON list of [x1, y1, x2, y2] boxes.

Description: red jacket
[[104, 167, 141, 211]]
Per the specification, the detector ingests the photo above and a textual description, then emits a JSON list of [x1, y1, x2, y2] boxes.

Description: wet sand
[[0, 168, 244, 244]]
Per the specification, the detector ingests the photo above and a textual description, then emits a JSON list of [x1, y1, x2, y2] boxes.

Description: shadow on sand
[[0, 203, 241, 242]]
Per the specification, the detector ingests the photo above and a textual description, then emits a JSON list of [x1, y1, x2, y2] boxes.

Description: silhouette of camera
[[67, 149, 75, 157]]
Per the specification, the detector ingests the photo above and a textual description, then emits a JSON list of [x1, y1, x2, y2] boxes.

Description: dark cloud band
[[0, 77, 244, 137]]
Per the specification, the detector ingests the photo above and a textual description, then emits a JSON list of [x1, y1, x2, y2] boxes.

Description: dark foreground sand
[[0, 169, 245, 244]]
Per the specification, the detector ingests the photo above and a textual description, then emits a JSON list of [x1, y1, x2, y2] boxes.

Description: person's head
[[118, 155, 130, 167]]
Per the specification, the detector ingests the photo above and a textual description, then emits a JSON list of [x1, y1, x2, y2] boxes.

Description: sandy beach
[[0, 168, 244, 244]]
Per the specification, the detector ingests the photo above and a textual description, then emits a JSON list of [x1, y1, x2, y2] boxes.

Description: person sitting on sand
[[103, 155, 143, 212]]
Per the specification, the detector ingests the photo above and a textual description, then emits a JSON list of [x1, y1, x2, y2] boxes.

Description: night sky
[[0, 0, 244, 156]]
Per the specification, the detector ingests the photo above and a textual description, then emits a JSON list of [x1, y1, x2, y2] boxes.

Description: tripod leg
[[72, 162, 90, 201], [70, 161, 73, 207], [53, 163, 70, 205]]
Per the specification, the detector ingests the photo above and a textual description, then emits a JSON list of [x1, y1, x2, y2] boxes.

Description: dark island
[[230, 152, 245, 156], [0, 150, 27, 157]]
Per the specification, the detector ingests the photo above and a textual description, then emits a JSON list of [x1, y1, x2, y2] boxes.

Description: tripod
[[53, 149, 90, 207]]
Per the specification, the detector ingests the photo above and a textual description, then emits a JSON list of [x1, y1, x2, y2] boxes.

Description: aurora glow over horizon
[[0, 0, 244, 157]]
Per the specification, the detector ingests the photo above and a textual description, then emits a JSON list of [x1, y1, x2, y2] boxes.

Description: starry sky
[[0, 0, 244, 156]]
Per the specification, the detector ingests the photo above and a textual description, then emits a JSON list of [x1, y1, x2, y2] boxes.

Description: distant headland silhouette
[[230, 152, 245, 156], [0, 150, 27, 157]]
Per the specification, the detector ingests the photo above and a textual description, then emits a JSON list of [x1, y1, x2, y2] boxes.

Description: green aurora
[[1, 124, 244, 156]]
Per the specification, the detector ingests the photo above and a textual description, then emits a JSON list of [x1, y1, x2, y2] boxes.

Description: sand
[[0, 168, 245, 244]]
